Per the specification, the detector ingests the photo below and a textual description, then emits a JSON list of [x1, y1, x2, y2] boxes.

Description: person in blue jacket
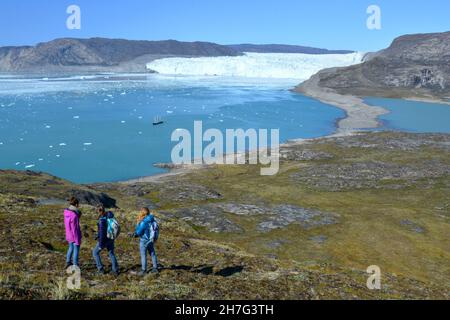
[[134, 207, 159, 276], [92, 205, 119, 276]]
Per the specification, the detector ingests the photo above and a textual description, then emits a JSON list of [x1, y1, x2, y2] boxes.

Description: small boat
[[153, 116, 164, 126]]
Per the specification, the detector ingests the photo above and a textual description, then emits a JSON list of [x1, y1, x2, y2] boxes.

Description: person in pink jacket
[[64, 197, 82, 269]]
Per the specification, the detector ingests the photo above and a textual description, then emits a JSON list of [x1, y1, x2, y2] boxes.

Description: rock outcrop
[[296, 31, 450, 100]]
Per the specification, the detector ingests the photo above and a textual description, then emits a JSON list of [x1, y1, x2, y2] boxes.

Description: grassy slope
[[0, 132, 449, 299]]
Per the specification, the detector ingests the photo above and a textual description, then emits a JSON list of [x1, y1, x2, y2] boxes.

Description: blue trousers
[[140, 239, 158, 272], [92, 241, 119, 273], [66, 242, 80, 266]]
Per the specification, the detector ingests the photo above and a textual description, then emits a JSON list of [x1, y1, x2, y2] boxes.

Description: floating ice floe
[[166, 111, 173, 114], [38, 158, 44, 161], [25, 164, 35, 169], [59, 143, 67, 146], [45, 125, 51, 129], [56, 155, 61, 158], [15, 162, 21, 166], [73, 116, 80, 119], [121, 121, 126, 124], [49, 145, 53, 148], [83, 142, 93, 146]]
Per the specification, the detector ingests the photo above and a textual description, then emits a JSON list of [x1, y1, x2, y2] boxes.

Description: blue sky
[[0, 0, 448, 51]]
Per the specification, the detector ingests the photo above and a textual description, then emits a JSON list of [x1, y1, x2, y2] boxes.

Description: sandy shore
[[293, 73, 389, 133], [120, 165, 205, 184]]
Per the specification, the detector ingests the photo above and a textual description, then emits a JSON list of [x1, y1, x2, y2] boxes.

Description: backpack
[[149, 219, 159, 242], [107, 216, 121, 240]]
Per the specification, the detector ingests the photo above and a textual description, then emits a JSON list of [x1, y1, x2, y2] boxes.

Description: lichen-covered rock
[[173, 205, 243, 233], [282, 148, 334, 161], [217, 203, 270, 216], [329, 132, 450, 152], [291, 160, 450, 191], [257, 205, 339, 232]]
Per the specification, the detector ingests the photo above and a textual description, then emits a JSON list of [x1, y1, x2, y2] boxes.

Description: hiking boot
[[151, 268, 159, 274], [112, 271, 120, 277], [65, 262, 72, 270], [138, 270, 147, 277], [97, 268, 106, 275]]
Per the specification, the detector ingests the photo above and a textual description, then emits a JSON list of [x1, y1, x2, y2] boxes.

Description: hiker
[[64, 197, 82, 269], [92, 205, 120, 276], [133, 207, 159, 276]]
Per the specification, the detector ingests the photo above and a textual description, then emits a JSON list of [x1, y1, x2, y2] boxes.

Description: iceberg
[[146, 52, 365, 80]]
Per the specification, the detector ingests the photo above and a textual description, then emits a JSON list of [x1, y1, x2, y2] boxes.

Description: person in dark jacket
[[92, 205, 119, 276]]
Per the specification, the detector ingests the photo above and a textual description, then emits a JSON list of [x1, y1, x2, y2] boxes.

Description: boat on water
[[153, 116, 164, 126]]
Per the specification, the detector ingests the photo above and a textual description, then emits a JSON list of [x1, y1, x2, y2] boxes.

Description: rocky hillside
[[0, 38, 242, 73], [228, 44, 354, 54], [0, 132, 449, 300], [296, 31, 450, 100]]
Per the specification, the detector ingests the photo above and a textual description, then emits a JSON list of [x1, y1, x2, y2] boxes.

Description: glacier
[[146, 52, 365, 80]]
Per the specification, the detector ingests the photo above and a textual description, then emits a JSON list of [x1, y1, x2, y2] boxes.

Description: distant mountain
[[296, 31, 450, 100], [227, 44, 354, 54], [0, 38, 242, 73]]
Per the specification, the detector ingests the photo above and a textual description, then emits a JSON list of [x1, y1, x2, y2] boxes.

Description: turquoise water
[[0, 75, 343, 183], [365, 97, 450, 133]]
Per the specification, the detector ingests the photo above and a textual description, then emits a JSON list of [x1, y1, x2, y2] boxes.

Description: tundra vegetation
[[0, 131, 449, 300]]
